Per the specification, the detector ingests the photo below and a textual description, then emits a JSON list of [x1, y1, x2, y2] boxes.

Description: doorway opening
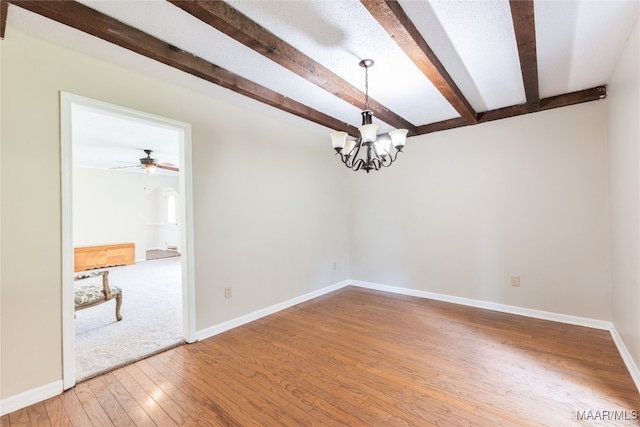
[[60, 92, 196, 389], [146, 190, 181, 261]]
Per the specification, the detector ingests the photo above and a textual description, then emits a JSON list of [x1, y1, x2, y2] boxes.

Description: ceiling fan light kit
[[140, 149, 158, 174], [330, 59, 408, 173]]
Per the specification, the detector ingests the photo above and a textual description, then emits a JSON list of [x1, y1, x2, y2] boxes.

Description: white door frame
[[60, 92, 196, 390]]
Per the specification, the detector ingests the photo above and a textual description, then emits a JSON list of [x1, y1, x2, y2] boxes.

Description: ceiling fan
[[112, 149, 179, 173]]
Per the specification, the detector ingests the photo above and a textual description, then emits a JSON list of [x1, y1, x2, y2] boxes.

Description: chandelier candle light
[[330, 59, 408, 173]]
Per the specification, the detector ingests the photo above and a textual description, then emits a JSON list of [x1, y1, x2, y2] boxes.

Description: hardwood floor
[[2, 286, 639, 426]]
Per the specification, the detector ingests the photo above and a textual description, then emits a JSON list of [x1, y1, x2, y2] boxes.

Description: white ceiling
[[72, 104, 180, 174], [5, 0, 640, 170]]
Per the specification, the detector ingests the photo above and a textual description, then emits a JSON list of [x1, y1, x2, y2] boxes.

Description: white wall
[[192, 108, 351, 328], [1, 28, 349, 400], [73, 167, 179, 260], [349, 101, 611, 320], [607, 17, 640, 368]]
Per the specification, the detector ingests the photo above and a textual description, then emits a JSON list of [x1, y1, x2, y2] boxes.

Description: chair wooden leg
[[115, 294, 123, 321]]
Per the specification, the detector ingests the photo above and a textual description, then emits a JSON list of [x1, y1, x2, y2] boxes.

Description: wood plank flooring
[[2, 286, 639, 426]]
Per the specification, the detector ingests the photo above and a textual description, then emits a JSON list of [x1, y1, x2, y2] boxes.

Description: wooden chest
[[74, 243, 135, 272]]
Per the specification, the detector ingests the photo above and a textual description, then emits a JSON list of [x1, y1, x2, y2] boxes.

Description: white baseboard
[[350, 280, 613, 330], [0, 381, 63, 416], [610, 326, 640, 393], [196, 280, 350, 341], [195, 278, 613, 341]]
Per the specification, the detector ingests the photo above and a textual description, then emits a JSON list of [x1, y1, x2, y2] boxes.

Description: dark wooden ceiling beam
[[509, 0, 539, 112], [477, 104, 529, 124], [8, 0, 359, 135], [421, 86, 606, 135], [1, 1, 8, 39], [361, 0, 477, 125], [540, 86, 606, 111], [169, 0, 416, 134], [415, 117, 467, 135], [478, 86, 606, 123]]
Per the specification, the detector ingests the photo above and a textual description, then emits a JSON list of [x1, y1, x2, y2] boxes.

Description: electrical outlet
[[224, 287, 232, 299], [510, 276, 520, 287]]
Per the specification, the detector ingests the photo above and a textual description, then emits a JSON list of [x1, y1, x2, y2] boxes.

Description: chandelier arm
[[391, 148, 403, 162], [348, 139, 364, 164], [337, 152, 352, 167], [380, 148, 402, 167], [346, 155, 356, 169], [351, 158, 365, 172], [354, 139, 364, 157], [378, 155, 393, 168], [371, 157, 382, 171]]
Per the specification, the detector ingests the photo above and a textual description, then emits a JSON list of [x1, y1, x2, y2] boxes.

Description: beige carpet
[[74, 257, 184, 382]]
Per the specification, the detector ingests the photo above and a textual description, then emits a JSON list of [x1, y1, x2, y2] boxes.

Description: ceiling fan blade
[[109, 165, 140, 170], [157, 164, 179, 172]]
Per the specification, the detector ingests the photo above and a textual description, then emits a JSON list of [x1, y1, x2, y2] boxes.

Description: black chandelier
[[330, 59, 408, 173]]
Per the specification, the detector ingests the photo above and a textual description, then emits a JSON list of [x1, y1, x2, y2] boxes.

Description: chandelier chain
[[364, 65, 370, 111]]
